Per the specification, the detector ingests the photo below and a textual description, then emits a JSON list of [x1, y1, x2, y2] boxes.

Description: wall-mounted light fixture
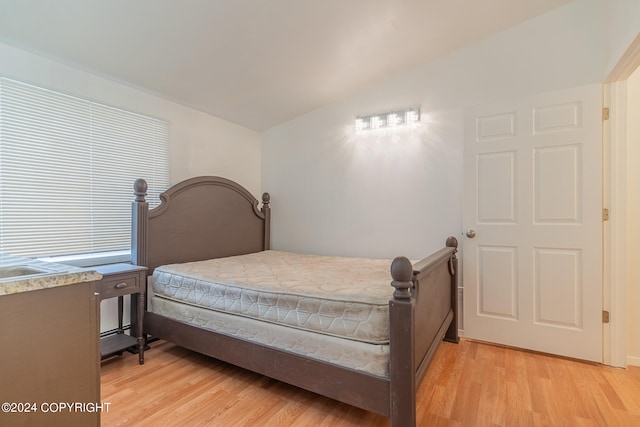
[[355, 107, 420, 132]]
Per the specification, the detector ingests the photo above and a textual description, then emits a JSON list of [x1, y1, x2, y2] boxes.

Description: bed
[[130, 176, 459, 427]]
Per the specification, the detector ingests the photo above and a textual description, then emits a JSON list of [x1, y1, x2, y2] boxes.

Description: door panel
[[478, 245, 518, 319], [477, 151, 517, 223], [534, 247, 582, 328], [534, 145, 581, 223], [463, 84, 602, 362]]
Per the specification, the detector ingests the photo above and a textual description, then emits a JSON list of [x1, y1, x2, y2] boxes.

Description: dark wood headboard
[[131, 176, 271, 273]]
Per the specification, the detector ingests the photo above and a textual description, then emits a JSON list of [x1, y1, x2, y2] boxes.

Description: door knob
[[465, 229, 477, 238]]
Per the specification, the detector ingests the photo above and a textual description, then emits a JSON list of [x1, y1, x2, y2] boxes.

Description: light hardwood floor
[[101, 339, 640, 426]]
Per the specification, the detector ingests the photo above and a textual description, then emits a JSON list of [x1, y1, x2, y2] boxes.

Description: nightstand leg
[[131, 292, 145, 364], [117, 295, 124, 334], [139, 291, 145, 364]]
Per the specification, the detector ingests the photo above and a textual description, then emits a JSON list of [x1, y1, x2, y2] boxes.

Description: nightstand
[[94, 263, 147, 364]]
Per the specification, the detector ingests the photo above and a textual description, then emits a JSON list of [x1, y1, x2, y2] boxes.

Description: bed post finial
[[390, 256, 414, 300], [134, 178, 148, 202], [446, 236, 458, 251]]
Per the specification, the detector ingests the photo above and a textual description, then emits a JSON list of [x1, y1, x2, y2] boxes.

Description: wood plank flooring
[[101, 339, 640, 426]]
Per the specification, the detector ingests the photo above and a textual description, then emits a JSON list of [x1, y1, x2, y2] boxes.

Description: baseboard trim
[[627, 355, 640, 367]]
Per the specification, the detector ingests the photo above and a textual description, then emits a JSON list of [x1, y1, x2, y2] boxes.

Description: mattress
[[151, 296, 390, 377], [152, 250, 395, 344]]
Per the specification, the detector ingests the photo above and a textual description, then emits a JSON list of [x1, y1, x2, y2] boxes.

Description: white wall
[[262, 0, 605, 261], [0, 41, 262, 197], [627, 66, 640, 365], [604, 0, 640, 75]]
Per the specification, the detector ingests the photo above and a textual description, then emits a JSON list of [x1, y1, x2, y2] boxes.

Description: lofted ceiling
[[0, 0, 573, 131]]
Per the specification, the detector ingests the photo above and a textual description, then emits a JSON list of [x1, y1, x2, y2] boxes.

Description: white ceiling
[[0, 0, 573, 131]]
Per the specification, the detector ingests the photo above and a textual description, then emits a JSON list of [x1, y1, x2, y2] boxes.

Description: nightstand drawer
[[97, 274, 141, 298]]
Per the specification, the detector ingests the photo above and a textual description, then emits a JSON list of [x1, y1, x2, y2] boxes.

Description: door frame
[[603, 33, 640, 368]]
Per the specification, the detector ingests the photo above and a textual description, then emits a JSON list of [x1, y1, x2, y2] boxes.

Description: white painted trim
[[602, 83, 611, 366], [602, 31, 640, 368], [606, 33, 640, 83], [603, 80, 628, 368]]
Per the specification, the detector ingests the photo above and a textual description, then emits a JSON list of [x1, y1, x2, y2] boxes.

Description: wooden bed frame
[[131, 176, 458, 427]]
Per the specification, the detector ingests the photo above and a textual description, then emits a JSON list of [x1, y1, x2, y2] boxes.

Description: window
[[0, 77, 169, 261]]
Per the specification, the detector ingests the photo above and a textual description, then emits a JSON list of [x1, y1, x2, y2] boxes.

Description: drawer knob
[[115, 282, 128, 289]]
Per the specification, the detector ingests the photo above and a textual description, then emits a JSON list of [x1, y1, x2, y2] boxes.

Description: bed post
[[261, 192, 271, 250], [131, 178, 149, 267], [445, 236, 459, 343], [389, 256, 416, 427]]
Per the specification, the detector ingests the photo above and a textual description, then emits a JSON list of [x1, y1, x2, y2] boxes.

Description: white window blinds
[[0, 77, 169, 258]]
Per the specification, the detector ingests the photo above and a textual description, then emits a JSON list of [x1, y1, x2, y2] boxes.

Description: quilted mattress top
[[152, 250, 396, 344]]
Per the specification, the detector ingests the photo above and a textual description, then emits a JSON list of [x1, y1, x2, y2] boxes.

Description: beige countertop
[[0, 254, 102, 296]]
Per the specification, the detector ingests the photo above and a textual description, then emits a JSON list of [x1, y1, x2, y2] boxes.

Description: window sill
[[38, 250, 131, 267]]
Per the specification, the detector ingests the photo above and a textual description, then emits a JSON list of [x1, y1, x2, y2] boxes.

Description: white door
[[462, 84, 603, 362]]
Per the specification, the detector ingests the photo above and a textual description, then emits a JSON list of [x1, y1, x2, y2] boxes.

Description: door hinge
[[603, 208, 609, 221], [602, 107, 610, 121], [603, 310, 610, 323]]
